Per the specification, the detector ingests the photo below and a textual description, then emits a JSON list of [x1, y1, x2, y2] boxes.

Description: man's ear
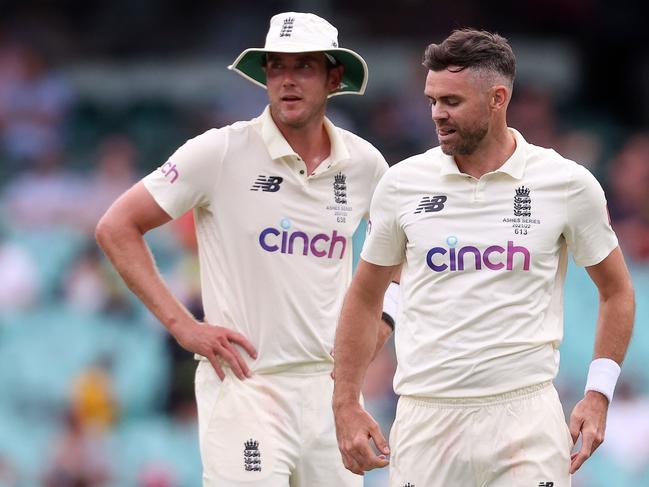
[[490, 85, 510, 111], [328, 65, 345, 93]]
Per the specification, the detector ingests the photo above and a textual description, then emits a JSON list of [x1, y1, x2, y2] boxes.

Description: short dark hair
[[423, 29, 515, 84]]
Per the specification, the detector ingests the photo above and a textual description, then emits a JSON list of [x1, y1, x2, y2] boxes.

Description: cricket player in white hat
[[97, 11, 397, 487]]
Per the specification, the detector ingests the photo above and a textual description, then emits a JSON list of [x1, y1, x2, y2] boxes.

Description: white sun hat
[[228, 12, 368, 97]]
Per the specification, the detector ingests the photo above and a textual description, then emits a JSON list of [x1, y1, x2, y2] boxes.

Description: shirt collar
[[439, 128, 528, 180], [260, 106, 351, 167]]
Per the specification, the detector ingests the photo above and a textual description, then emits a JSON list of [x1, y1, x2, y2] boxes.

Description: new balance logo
[[251, 175, 284, 192], [538, 482, 554, 487], [414, 195, 447, 214], [403, 483, 415, 487], [279, 17, 295, 37]]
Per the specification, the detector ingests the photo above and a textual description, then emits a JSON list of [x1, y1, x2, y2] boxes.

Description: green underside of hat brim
[[229, 49, 367, 96]]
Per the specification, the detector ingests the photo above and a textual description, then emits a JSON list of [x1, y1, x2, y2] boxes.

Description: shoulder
[[389, 147, 444, 178], [524, 140, 586, 181], [336, 127, 385, 163], [523, 141, 605, 200]]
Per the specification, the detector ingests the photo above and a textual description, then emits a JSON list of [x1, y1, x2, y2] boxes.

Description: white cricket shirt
[[362, 129, 618, 397], [143, 107, 387, 373]]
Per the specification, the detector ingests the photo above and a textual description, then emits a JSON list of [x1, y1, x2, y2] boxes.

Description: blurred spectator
[[367, 93, 427, 165], [137, 463, 177, 487], [63, 243, 109, 313], [1, 149, 84, 230], [0, 42, 73, 167], [607, 133, 649, 262], [62, 242, 133, 316], [0, 225, 39, 311], [165, 212, 202, 418], [42, 408, 111, 487], [600, 379, 649, 474], [0, 455, 18, 487], [79, 135, 138, 233], [557, 129, 604, 171], [508, 85, 559, 149], [70, 358, 118, 433]]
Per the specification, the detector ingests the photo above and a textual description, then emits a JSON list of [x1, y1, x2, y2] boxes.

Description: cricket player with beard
[[333, 28, 635, 487]]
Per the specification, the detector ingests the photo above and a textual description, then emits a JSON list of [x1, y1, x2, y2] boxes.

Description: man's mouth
[[437, 127, 457, 139], [281, 95, 302, 102]]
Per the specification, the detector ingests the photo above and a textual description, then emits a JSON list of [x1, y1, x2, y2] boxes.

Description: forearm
[[592, 285, 635, 364], [333, 282, 383, 408], [96, 219, 194, 335]]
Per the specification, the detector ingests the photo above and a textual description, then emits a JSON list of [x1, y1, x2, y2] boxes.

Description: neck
[[272, 111, 331, 175], [454, 125, 516, 179]]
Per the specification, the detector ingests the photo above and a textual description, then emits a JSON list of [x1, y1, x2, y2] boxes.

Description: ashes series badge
[[501, 186, 541, 235], [326, 172, 352, 223]]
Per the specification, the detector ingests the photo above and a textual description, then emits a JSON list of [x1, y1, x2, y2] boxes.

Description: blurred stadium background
[[0, 0, 648, 485]]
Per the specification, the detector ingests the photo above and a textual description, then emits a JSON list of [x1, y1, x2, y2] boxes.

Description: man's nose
[[281, 68, 297, 87], [431, 103, 448, 122]]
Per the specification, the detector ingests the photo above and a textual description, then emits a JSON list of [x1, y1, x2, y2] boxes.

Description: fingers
[[349, 438, 389, 472], [227, 330, 258, 359], [369, 423, 390, 456], [341, 450, 365, 476], [569, 412, 583, 447], [342, 438, 388, 475], [206, 354, 225, 381], [338, 415, 390, 475], [569, 417, 605, 474], [214, 340, 250, 380]]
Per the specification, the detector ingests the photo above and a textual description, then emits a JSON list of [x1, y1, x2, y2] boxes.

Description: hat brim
[[228, 48, 368, 97]]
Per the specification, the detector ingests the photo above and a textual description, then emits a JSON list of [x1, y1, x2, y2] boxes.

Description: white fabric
[[195, 361, 362, 486], [228, 12, 368, 95], [382, 281, 399, 326], [585, 358, 621, 403], [362, 128, 618, 397], [143, 106, 387, 373], [389, 383, 572, 487]]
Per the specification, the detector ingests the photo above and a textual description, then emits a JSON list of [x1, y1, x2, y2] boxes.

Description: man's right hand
[[333, 401, 390, 475], [172, 320, 257, 380]]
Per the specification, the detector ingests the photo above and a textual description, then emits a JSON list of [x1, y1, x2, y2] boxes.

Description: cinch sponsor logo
[[259, 218, 347, 259], [426, 236, 531, 272], [160, 161, 179, 183]]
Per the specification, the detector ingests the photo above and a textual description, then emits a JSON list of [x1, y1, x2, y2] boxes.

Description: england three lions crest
[[333, 172, 347, 204], [514, 186, 531, 217], [244, 438, 261, 472], [502, 185, 541, 235]]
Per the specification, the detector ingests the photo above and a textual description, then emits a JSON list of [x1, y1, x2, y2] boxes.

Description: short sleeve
[[564, 164, 618, 266], [360, 168, 406, 266], [142, 128, 227, 219]]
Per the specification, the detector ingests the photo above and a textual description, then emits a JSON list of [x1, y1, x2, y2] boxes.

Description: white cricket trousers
[[195, 360, 362, 487], [389, 381, 573, 487]]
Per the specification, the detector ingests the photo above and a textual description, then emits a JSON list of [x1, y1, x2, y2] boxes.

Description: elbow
[[95, 210, 131, 252], [95, 213, 113, 250]]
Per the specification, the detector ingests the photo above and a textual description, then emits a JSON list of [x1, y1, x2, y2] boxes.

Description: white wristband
[[584, 358, 621, 403], [382, 282, 400, 329]]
